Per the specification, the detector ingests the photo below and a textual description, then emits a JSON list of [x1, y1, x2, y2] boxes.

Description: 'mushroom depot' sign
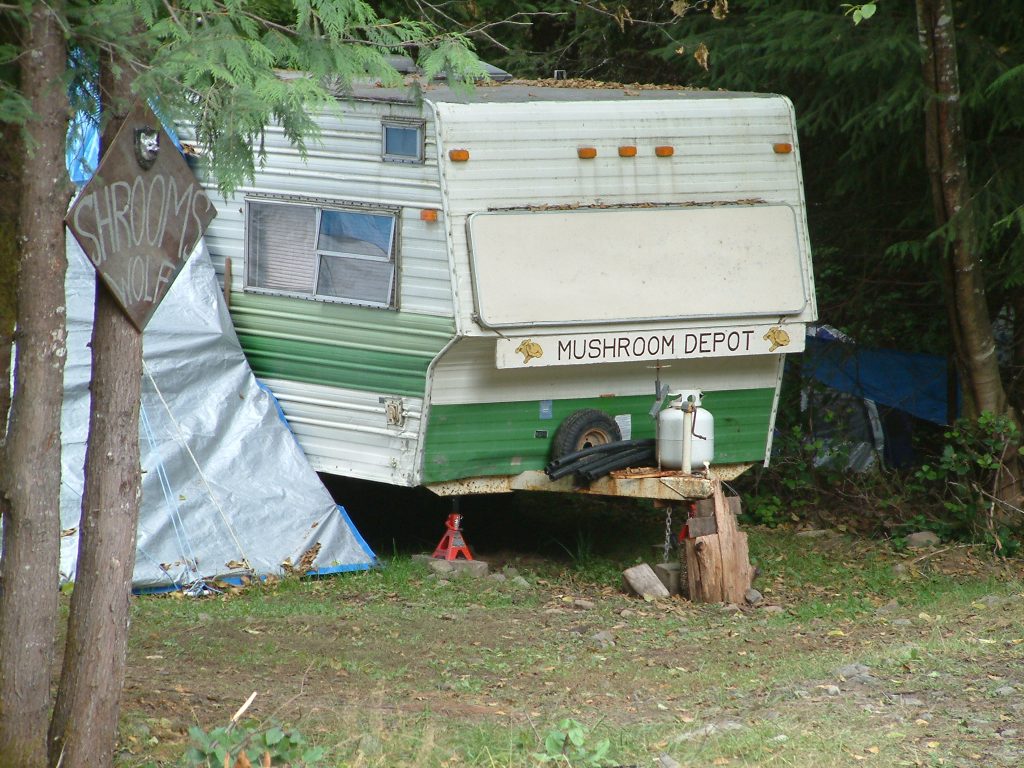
[[65, 100, 215, 330]]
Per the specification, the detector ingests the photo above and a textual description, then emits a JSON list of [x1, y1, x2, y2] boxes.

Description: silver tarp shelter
[[60, 239, 375, 591]]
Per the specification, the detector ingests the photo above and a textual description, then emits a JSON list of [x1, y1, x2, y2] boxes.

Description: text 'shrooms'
[[71, 173, 211, 267]]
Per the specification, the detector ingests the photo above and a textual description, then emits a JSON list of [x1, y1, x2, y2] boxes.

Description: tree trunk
[[916, 0, 1007, 419], [47, 55, 143, 768], [0, 5, 71, 767], [0, 0, 23, 438], [916, 0, 1020, 511], [0, 123, 19, 435], [1011, 292, 1024, 408]]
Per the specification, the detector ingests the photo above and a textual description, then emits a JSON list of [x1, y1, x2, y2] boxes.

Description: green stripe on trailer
[[229, 293, 455, 398], [422, 388, 776, 483]]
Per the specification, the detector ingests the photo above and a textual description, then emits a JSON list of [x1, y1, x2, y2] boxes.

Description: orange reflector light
[[654, 146, 674, 157], [577, 147, 598, 159], [448, 149, 470, 162], [420, 209, 439, 222], [773, 142, 793, 154], [618, 146, 637, 157]]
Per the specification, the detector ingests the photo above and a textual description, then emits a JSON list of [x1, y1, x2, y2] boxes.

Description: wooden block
[[622, 563, 671, 599], [712, 483, 739, 602], [689, 535, 722, 602], [686, 516, 718, 538], [681, 480, 754, 604], [684, 538, 700, 600], [693, 498, 715, 518]]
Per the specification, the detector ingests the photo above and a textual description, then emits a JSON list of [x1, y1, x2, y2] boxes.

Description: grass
[[115, 523, 1024, 767]]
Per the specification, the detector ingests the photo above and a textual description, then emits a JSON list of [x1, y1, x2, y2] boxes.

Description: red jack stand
[[432, 513, 474, 561]]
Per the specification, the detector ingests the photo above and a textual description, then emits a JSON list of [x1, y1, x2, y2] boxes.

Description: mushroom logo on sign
[[762, 326, 791, 352], [515, 339, 544, 363]]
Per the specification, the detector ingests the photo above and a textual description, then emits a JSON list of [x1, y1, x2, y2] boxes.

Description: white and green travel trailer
[[199, 77, 817, 500]]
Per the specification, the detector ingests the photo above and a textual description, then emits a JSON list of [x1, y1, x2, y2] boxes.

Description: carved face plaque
[[134, 127, 160, 169]]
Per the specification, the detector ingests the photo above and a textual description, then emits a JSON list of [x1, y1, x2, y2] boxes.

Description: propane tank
[[657, 391, 714, 472], [657, 394, 687, 470], [688, 391, 715, 469]]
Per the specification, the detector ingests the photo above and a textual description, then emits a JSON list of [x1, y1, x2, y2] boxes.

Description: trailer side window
[[246, 199, 398, 309], [381, 119, 424, 163]]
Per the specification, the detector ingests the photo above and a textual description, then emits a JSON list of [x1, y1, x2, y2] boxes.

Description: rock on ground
[[905, 531, 941, 548], [674, 720, 745, 742]]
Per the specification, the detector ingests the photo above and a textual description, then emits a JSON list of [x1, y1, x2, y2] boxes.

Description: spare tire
[[550, 408, 622, 460]]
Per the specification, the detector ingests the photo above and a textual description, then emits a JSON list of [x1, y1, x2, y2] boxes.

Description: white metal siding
[[200, 103, 452, 316], [194, 101, 451, 485], [261, 377, 423, 486], [432, 97, 816, 335]]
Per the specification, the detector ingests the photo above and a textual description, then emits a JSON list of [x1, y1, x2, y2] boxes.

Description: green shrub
[[912, 411, 1022, 551], [182, 722, 326, 767], [532, 718, 614, 767]]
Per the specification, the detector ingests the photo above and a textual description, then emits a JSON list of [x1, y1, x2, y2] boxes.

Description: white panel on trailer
[[467, 205, 807, 327], [260, 377, 423, 486]]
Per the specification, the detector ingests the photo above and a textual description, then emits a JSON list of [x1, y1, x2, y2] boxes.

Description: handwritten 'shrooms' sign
[[495, 323, 804, 369], [65, 100, 215, 330]]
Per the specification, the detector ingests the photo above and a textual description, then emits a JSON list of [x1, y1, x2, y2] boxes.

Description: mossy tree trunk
[[916, 0, 1007, 419], [916, 0, 1020, 509], [47, 43, 144, 768], [0, 4, 71, 767]]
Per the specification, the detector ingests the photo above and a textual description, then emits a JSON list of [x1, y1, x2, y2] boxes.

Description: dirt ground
[[116, 532, 1024, 767]]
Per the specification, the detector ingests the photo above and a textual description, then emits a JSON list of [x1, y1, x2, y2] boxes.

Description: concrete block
[[622, 563, 671, 599], [654, 562, 681, 596], [413, 554, 489, 578]]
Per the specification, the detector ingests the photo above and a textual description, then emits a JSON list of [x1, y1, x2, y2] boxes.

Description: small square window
[[382, 120, 424, 163]]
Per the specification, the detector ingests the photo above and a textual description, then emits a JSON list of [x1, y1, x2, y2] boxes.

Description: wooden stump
[[683, 480, 755, 604]]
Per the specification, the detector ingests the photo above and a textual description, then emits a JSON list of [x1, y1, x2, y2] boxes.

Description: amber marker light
[[654, 145, 674, 157], [618, 146, 637, 157], [773, 142, 793, 154], [448, 149, 470, 162], [420, 209, 439, 222], [577, 147, 598, 159]]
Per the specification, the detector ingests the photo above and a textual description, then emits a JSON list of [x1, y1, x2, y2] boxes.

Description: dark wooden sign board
[[65, 100, 216, 330]]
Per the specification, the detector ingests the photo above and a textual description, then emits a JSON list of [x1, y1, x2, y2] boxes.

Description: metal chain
[[662, 506, 673, 564]]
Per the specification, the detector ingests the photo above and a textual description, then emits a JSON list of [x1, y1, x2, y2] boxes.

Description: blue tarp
[[803, 335, 956, 426], [61, 104, 375, 590], [66, 102, 182, 186]]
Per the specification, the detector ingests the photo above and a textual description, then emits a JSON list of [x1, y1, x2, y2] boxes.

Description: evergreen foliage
[[671, 2, 1022, 355], [0, 1, 483, 195]]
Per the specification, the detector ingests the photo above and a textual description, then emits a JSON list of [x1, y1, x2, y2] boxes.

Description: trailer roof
[[282, 58, 778, 105], [343, 78, 779, 105]]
